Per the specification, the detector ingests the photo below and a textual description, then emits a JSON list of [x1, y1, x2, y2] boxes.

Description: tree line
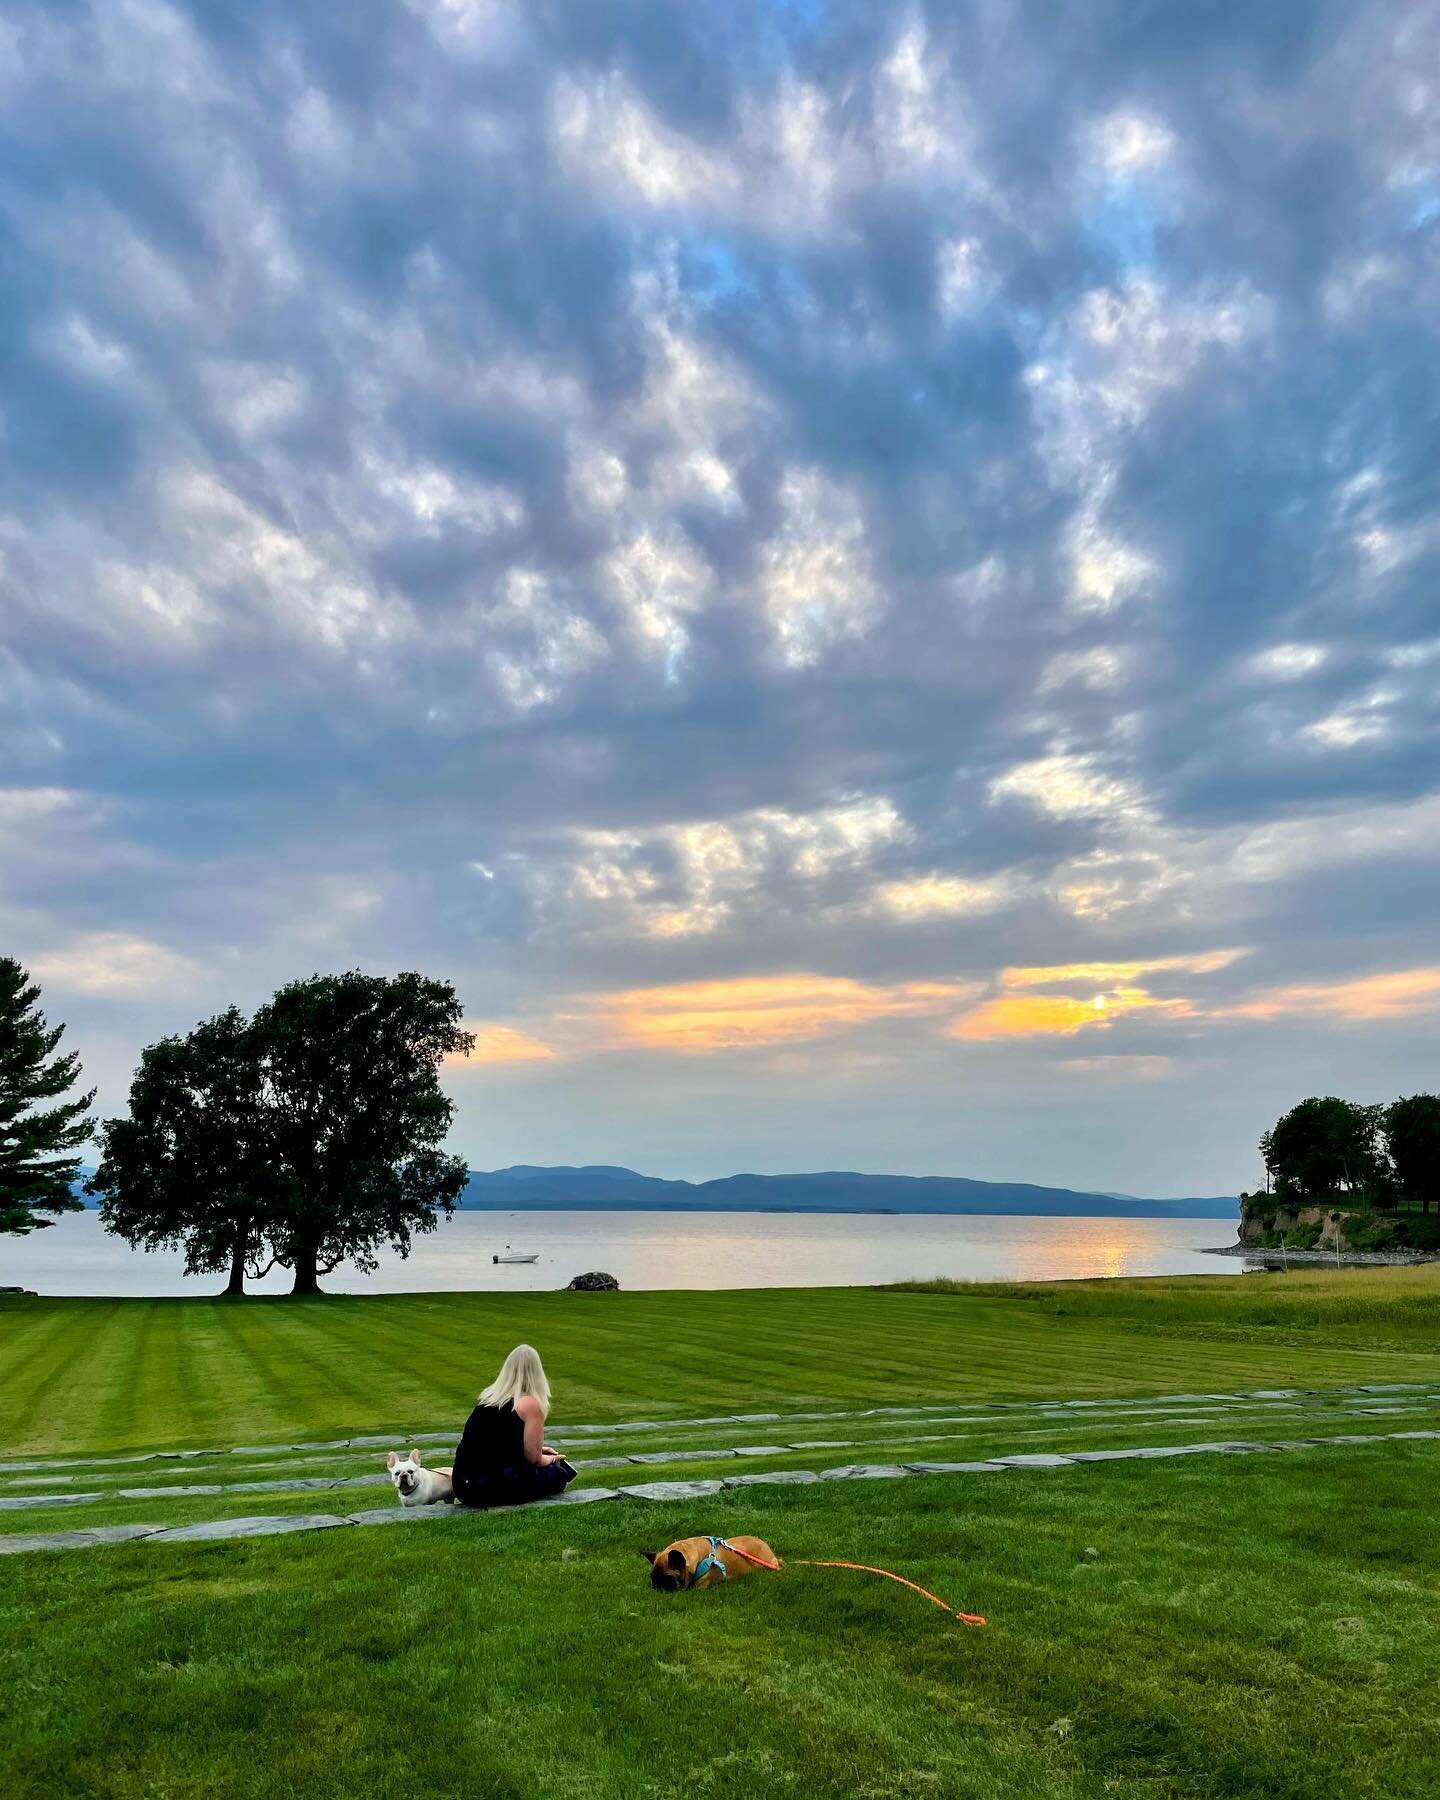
[[1259, 1094, 1440, 1212], [1, 960, 474, 1294]]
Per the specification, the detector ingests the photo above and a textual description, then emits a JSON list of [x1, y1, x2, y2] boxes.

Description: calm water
[[3, 1209, 1240, 1297]]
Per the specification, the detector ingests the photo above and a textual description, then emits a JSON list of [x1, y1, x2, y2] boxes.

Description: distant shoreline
[[1203, 1243, 1438, 1267]]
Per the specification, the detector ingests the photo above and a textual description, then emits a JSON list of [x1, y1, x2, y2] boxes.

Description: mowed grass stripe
[[7, 1278, 1440, 1459]]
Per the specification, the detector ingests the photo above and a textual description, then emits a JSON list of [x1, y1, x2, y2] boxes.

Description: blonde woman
[[450, 1344, 575, 1509]]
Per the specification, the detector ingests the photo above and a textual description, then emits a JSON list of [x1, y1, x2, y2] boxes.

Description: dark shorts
[[451, 1460, 575, 1510]]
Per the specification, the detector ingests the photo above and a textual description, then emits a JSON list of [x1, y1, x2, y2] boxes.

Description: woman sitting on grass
[[451, 1343, 575, 1509]]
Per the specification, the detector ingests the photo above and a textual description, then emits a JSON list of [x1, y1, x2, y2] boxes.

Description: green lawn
[[5, 1271, 1440, 1797], [6, 1265, 1440, 1458], [6, 1445, 1439, 1799]]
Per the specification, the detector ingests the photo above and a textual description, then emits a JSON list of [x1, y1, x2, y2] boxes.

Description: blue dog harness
[[690, 1537, 732, 1585]]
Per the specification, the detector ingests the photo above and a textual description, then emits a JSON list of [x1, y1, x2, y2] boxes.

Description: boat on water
[[493, 1247, 539, 1264]]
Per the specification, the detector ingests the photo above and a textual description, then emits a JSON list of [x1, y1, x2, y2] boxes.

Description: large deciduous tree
[[1383, 1094, 1440, 1215], [255, 971, 474, 1294], [91, 973, 473, 1296], [90, 1008, 279, 1295], [1260, 1095, 1384, 1202], [0, 957, 93, 1236]]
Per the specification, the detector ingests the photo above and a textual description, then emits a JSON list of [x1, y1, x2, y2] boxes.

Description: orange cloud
[[1222, 967, 1440, 1023], [450, 1023, 557, 1065], [947, 949, 1240, 1040], [592, 973, 976, 1052], [951, 986, 1191, 1040]]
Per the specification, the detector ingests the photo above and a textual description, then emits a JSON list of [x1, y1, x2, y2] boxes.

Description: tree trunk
[[222, 1236, 247, 1298], [290, 1241, 323, 1296]]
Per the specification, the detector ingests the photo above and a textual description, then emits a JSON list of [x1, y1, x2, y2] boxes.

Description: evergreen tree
[[0, 957, 94, 1235]]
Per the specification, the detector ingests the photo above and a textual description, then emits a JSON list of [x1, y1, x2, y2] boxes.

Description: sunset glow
[[591, 974, 976, 1052]]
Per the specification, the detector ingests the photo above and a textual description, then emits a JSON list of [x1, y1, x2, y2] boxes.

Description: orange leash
[[721, 1540, 986, 1627]]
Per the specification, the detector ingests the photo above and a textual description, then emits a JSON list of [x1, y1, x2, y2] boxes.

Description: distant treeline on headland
[[1255, 1094, 1440, 1212]]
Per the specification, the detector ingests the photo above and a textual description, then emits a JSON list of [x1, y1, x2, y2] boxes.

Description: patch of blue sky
[[1406, 189, 1440, 232], [676, 229, 756, 311], [1084, 191, 1161, 273], [755, 0, 828, 57]]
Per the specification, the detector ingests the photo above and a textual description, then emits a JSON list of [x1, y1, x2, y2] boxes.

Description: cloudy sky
[[2, 1, 1437, 1196]]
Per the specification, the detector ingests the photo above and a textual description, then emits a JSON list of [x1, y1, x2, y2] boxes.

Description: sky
[[2, 1, 1438, 1198]]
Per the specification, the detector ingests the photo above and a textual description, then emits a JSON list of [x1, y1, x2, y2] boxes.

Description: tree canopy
[[1260, 1092, 1440, 1212], [90, 970, 474, 1294], [0, 956, 93, 1236], [91, 1008, 281, 1294], [1383, 1095, 1440, 1215]]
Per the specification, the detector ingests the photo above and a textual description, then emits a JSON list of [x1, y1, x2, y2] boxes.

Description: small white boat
[[493, 1247, 539, 1264]]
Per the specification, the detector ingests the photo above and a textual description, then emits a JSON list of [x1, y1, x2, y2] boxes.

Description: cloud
[[949, 950, 1245, 1040], [989, 756, 1145, 823], [1058, 1055, 1173, 1079], [589, 974, 976, 1053], [29, 933, 201, 998], [1, 0, 1437, 1186], [875, 875, 1013, 920], [951, 986, 1191, 1041], [451, 1023, 557, 1064], [1222, 968, 1440, 1024], [1003, 951, 1247, 987]]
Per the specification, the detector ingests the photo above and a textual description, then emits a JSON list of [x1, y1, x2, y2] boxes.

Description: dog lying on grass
[[643, 1535, 778, 1591], [386, 1448, 454, 1507]]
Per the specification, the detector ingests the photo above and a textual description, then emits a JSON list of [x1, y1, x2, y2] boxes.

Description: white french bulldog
[[386, 1447, 454, 1507]]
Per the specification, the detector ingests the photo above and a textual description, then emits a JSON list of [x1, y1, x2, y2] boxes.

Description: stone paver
[[903, 1460, 1005, 1474], [624, 1448, 739, 1466], [615, 1480, 727, 1501], [816, 1464, 909, 1480], [0, 1492, 103, 1512], [147, 1513, 350, 1544], [722, 1470, 820, 1488], [344, 1506, 462, 1527], [531, 1486, 620, 1506], [0, 1523, 165, 1554]]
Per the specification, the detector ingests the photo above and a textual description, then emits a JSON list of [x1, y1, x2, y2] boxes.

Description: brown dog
[[643, 1534, 778, 1591]]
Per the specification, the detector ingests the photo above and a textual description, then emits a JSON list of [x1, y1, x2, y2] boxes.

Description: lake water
[[2, 1209, 1240, 1297]]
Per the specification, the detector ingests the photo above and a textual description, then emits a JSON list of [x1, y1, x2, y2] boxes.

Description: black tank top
[[453, 1400, 526, 1482]]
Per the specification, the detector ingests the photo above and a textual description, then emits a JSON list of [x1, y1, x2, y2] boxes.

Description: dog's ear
[[666, 1548, 688, 1573], [386, 1451, 399, 1470], [640, 1550, 658, 1566], [409, 1448, 422, 1464]]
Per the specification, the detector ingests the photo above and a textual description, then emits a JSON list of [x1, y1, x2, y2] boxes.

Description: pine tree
[[0, 957, 95, 1234]]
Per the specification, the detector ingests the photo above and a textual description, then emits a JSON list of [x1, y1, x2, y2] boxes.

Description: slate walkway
[[3, 1425, 1437, 1556], [5, 1381, 1435, 1479]]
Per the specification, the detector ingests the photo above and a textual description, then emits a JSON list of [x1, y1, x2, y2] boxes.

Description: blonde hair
[[479, 1343, 551, 1420]]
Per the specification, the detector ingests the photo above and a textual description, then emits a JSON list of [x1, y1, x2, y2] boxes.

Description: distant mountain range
[[70, 1162, 1236, 1218], [460, 1165, 1238, 1219]]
